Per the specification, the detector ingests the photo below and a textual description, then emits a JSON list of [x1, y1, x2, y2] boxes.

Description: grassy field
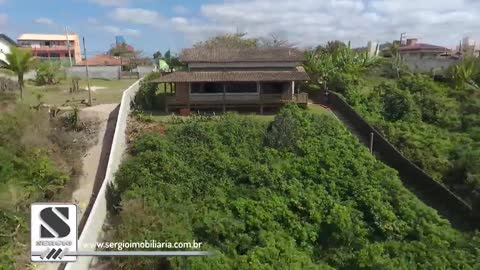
[[22, 78, 138, 107]]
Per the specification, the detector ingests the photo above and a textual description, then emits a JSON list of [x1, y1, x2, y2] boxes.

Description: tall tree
[[4, 47, 35, 100], [164, 50, 171, 61], [153, 51, 162, 60], [193, 33, 258, 49]]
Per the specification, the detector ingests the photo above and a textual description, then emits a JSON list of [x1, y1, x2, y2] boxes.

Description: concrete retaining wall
[[326, 92, 478, 229], [66, 66, 121, 80], [64, 79, 141, 270]]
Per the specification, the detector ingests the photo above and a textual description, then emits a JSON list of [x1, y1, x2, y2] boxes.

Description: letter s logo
[[39, 207, 71, 238]]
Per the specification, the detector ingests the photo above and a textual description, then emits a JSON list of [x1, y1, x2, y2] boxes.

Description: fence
[[66, 66, 121, 80], [64, 79, 141, 270], [136, 65, 155, 77], [326, 92, 478, 229]]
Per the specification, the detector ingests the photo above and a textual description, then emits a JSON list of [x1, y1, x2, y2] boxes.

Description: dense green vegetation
[[0, 101, 89, 269], [109, 106, 480, 269], [305, 43, 480, 205]]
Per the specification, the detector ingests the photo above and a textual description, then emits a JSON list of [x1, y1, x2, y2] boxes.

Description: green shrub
[[35, 61, 64, 85], [109, 106, 480, 270]]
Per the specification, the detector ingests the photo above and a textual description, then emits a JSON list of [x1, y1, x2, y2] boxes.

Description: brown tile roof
[[151, 70, 310, 83], [180, 47, 305, 63], [76, 55, 126, 66]]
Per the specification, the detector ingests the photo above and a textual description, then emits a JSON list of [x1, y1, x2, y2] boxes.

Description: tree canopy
[[108, 106, 480, 269]]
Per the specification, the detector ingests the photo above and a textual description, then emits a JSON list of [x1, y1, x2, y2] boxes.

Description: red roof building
[[399, 39, 451, 56], [76, 55, 127, 66]]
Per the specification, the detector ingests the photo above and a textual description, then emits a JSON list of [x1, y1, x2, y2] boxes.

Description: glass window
[[191, 82, 223, 94], [225, 82, 257, 93], [261, 82, 286, 94]]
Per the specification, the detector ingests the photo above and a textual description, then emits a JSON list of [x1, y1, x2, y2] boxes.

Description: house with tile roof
[[151, 47, 310, 114], [396, 38, 459, 74], [399, 38, 452, 59]]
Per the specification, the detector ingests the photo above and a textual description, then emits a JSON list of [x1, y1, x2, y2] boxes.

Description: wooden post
[[82, 37, 92, 106], [292, 81, 295, 99], [65, 26, 73, 67], [187, 82, 191, 110], [369, 132, 374, 153], [257, 81, 262, 114], [222, 83, 226, 113]]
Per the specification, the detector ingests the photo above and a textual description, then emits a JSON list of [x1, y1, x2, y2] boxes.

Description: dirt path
[[39, 104, 119, 270], [73, 104, 119, 219]]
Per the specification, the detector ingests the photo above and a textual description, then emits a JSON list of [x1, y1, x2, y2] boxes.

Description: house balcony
[[165, 93, 308, 109]]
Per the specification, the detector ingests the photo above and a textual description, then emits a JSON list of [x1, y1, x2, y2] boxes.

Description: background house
[[399, 38, 458, 74], [17, 33, 82, 65], [0, 34, 17, 67]]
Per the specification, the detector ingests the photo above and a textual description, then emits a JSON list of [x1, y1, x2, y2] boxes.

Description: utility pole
[[65, 26, 73, 67], [82, 37, 92, 106]]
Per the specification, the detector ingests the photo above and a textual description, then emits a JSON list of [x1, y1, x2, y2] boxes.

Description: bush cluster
[[109, 106, 480, 269]]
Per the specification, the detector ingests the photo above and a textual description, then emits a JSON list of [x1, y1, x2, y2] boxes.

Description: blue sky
[[1, 0, 479, 58], [0, 0, 205, 56]]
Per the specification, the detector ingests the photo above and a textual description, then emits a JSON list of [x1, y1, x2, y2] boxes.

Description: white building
[[367, 40, 379, 57], [0, 34, 17, 66]]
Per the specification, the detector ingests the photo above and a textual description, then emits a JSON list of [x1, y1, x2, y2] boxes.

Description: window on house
[[225, 82, 257, 93], [261, 82, 286, 94], [191, 82, 223, 94]]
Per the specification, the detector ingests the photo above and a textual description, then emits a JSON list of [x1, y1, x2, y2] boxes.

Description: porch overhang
[[150, 70, 310, 83]]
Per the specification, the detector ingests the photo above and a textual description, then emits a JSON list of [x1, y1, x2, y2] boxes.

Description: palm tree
[[450, 58, 479, 90], [4, 47, 35, 99]]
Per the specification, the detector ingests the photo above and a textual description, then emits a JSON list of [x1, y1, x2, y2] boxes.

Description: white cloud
[[169, 0, 480, 48], [88, 0, 128, 7], [87, 17, 99, 24], [103, 25, 140, 37], [35, 17, 54, 25], [124, 29, 140, 37], [173, 5, 189, 15], [109, 8, 163, 25]]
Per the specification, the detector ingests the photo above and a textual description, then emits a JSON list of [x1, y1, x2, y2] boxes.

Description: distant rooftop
[[0, 34, 17, 46], [180, 47, 305, 63], [17, 33, 79, 41], [76, 55, 125, 66], [399, 38, 451, 53]]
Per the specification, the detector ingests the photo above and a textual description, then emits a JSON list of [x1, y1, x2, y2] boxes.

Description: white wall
[[403, 55, 459, 74], [66, 66, 121, 80], [64, 79, 141, 270]]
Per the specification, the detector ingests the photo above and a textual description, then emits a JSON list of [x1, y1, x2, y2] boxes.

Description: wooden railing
[[294, 92, 308, 104], [166, 92, 309, 106]]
